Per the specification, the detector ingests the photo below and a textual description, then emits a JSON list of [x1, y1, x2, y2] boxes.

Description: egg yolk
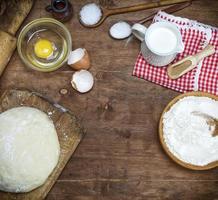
[[34, 39, 53, 59]]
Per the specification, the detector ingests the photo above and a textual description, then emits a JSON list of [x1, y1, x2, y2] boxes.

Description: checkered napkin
[[133, 11, 218, 95]]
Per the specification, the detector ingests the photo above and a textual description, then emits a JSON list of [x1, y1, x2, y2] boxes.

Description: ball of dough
[[0, 107, 60, 193]]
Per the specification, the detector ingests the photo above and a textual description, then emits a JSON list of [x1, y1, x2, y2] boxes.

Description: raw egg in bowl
[[17, 18, 72, 72]]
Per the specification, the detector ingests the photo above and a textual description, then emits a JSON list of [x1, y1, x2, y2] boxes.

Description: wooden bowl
[[159, 91, 218, 170]]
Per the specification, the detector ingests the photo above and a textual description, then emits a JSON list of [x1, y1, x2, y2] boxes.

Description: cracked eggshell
[[67, 48, 90, 70], [71, 70, 94, 93]]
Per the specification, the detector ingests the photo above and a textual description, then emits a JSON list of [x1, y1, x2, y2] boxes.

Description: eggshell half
[[68, 48, 90, 70]]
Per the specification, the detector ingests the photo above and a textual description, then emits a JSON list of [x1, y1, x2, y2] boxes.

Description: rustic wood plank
[[46, 180, 218, 200]]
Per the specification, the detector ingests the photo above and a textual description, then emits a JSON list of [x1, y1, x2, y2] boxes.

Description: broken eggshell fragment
[[71, 70, 94, 93], [67, 48, 90, 70]]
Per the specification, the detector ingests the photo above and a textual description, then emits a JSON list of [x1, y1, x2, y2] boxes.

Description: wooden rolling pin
[[0, 31, 17, 76], [0, 0, 34, 35], [167, 45, 216, 79], [0, 0, 33, 77]]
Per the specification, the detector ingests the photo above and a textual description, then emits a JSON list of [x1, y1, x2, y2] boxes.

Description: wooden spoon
[[108, 1, 192, 40], [192, 111, 218, 137], [167, 45, 215, 79], [132, 1, 191, 25], [79, 0, 192, 28]]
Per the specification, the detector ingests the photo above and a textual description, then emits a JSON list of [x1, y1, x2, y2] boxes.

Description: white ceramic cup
[[132, 22, 184, 67]]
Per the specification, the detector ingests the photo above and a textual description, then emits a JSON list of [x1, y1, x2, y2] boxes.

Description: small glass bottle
[[45, 0, 73, 22]]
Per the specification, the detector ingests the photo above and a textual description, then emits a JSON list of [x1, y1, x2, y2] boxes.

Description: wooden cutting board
[[0, 89, 84, 200]]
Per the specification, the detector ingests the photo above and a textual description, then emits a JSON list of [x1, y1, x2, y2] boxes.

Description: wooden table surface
[[0, 0, 218, 199]]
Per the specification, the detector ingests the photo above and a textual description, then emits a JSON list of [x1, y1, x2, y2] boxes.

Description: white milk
[[147, 27, 178, 54]]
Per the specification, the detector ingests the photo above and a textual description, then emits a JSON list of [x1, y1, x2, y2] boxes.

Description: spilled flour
[[163, 96, 218, 166]]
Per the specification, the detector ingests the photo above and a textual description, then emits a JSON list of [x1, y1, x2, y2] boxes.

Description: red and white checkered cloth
[[133, 11, 218, 95]]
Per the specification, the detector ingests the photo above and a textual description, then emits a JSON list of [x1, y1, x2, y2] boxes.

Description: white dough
[[0, 107, 60, 193]]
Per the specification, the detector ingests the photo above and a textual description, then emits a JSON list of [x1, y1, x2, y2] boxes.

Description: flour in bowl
[[163, 96, 218, 166]]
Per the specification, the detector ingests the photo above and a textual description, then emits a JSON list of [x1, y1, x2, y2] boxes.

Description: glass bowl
[[17, 18, 72, 72]]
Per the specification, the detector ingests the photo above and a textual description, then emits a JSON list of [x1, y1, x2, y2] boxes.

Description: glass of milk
[[132, 22, 184, 66]]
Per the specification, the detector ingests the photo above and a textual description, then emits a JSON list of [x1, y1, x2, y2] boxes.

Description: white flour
[[163, 96, 218, 166]]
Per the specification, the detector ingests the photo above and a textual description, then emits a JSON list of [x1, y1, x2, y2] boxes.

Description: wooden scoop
[[167, 45, 216, 79], [79, 0, 192, 28], [192, 111, 218, 137]]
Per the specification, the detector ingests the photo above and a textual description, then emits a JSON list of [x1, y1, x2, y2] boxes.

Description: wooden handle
[[137, 1, 191, 24], [105, 0, 191, 16], [1, 0, 34, 35], [0, 31, 17, 77], [195, 45, 215, 62]]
